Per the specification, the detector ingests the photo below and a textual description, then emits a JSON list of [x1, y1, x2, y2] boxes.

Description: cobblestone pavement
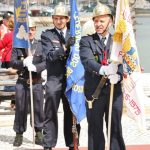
[[0, 100, 150, 150]]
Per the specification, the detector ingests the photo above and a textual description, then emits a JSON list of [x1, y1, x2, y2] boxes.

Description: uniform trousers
[[43, 79, 80, 148], [86, 86, 126, 150], [13, 80, 44, 133]]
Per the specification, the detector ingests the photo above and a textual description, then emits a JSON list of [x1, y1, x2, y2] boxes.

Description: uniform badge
[[52, 40, 60, 44]]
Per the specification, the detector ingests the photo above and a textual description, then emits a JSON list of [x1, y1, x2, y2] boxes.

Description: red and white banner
[[111, 0, 146, 130]]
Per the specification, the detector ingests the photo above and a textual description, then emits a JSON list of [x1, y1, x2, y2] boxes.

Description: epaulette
[[41, 29, 50, 34], [37, 39, 41, 42], [45, 29, 51, 32]]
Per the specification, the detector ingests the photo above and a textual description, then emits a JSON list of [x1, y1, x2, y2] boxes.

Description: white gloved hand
[[108, 74, 120, 84], [41, 69, 47, 81], [27, 64, 37, 72], [23, 56, 33, 67], [99, 63, 118, 76]]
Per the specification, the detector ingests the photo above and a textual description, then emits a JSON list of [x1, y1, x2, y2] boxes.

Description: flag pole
[[69, 1, 79, 148], [72, 115, 78, 150], [13, 0, 35, 145], [27, 0, 35, 146], [107, 84, 114, 150], [28, 51, 35, 146]]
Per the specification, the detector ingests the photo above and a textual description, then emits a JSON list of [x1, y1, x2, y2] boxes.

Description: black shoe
[[69, 147, 79, 150], [35, 131, 43, 145], [44, 147, 52, 150], [13, 133, 23, 147]]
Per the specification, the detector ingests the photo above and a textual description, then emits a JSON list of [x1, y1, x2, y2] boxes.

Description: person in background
[[0, 11, 14, 40], [10, 19, 45, 147], [0, 11, 14, 68], [79, 2, 126, 150], [0, 12, 16, 109], [0, 19, 6, 61], [0, 19, 7, 40], [41, 3, 80, 150], [0, 11, 14, 63]]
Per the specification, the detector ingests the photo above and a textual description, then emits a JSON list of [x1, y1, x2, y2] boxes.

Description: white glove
[[99, 63, 118, 76], [41, 69, 47, 81], [23, 56, 33, 67], [27, 64, 37, 72], [108, 74, 120, 84]]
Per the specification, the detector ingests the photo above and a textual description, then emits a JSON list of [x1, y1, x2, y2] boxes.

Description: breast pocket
[[52, 41, 61, 50], [33, 54, 42, 64], [93, 52, 102, 64], [17, 54, 25, 61], [53, 45, 60, 50]]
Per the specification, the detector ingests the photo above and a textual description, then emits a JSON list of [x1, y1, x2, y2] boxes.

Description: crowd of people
[[0, 2, 126, 150]]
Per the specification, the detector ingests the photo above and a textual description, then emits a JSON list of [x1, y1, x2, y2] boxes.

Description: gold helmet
[[28, 17, 36, 28], [52, 2, 69, 17], [93, 2, 112, 19]]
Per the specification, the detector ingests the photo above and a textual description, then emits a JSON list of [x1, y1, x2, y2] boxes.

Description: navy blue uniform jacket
[[41, 28, 70, 81], [79, 33, 123, 99], [10, 39, 46, 79]]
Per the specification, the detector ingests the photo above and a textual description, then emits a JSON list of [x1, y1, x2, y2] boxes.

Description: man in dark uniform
[[80, 2, 126, 150], [41, 3, 80, 150], [10, 19, 45, 147]]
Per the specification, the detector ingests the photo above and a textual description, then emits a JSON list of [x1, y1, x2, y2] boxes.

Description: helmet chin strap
[[99, 18, 111, 36]]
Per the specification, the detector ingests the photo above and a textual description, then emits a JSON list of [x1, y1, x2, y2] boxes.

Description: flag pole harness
[[86, 76, 107, 109]]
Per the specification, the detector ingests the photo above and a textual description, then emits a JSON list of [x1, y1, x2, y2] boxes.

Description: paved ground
[[0, 100, 150, 150]]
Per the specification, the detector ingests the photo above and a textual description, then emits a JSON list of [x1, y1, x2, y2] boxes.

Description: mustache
[[95, 25, 101, 30]]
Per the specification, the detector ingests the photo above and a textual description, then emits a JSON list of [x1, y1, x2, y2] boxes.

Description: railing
[[0, 68, 17, 101], [0, 68, 150, 100]]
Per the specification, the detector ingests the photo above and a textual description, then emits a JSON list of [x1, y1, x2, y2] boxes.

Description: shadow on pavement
[[13, 145, 150, 150], [0, 134, 32, 145]]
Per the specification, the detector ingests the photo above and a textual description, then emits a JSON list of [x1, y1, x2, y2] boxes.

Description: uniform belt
[[18, 77, 42, 84], [92, 76, 107, 99], [86, 76, 107, 109]]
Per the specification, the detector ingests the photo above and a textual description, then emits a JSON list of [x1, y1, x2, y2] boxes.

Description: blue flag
[[13, 0, 29, 48], [65, 0, 86, 123]]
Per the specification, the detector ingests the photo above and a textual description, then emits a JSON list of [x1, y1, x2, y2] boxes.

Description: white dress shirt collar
[[98, 33, 109, 45], [55, 28, 67, 37]]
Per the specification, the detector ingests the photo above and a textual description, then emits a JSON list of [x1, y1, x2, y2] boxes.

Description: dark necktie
[[30, 41, 36, 55], [60, 31, 66, 44], [101, 37, 107, 65], [101, 37, 106, 49]]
